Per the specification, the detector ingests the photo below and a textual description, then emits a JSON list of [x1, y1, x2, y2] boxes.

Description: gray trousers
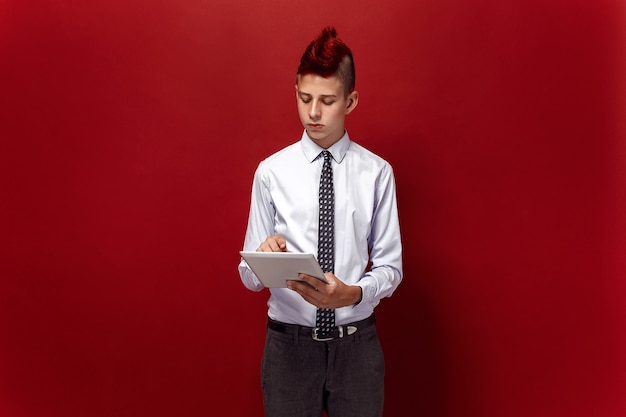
[[261, 316, 384, 417]]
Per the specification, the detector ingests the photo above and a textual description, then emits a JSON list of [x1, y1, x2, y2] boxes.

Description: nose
[[308, 100, 321, 120]]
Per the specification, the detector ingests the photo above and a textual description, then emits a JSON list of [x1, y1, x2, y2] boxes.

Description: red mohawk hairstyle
[[297, 27, 355, 96]]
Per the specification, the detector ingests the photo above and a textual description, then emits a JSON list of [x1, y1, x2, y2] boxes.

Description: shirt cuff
[[355, 282, 375, 307]]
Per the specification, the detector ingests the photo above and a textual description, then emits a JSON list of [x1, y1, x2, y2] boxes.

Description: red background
[[2, 1, 625, 416]]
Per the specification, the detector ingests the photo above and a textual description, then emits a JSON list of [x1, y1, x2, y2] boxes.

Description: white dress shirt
[[238, 130, 403, 326]]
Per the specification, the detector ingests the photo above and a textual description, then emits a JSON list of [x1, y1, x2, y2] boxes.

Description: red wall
[[2, 1, 625, 416]]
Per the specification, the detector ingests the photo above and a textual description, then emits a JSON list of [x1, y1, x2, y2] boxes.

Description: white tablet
[[239, 251, 327, 288]]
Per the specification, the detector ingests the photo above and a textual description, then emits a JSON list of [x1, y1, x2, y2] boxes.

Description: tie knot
[[321, 150, 331, 162]]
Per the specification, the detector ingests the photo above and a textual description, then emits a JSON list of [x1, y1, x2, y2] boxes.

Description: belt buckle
[[312, 325, 357, 341], [312, 327, 334, 341]]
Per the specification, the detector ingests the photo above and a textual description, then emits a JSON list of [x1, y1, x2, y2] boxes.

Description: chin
[[306, 130, 325, 141]]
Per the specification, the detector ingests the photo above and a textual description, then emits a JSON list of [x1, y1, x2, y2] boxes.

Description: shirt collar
[[300, 130, 350, 163]]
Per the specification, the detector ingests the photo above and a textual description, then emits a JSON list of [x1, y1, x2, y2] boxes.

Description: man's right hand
[[256, 234, 288, 252]]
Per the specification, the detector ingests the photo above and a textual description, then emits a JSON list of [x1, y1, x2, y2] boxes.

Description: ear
[[345, 90, 359, 115]]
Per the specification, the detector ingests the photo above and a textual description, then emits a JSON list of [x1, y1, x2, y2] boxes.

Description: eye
[[300, 97, 311, 104], [322, 100, 336, 106]]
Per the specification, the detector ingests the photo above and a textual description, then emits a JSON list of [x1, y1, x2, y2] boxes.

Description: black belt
[[267, 314, 376, 341]]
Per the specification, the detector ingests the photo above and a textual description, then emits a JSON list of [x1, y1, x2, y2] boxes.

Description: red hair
[[297, 27, 355, 95]]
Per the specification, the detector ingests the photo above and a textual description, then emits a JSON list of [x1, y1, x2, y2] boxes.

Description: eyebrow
[[297, 91, 338, 99]]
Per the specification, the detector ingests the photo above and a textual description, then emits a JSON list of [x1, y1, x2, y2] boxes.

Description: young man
[[238, 27, 403, 417]]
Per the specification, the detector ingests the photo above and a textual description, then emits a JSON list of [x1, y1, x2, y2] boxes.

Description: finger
[[297, 274, 323, 291], [267, 235, 287, 252], [267, 241, 282, 252], [289, 278, 317, 293], [273, 234, 287, 251], [287, 280, 322, 303], [257, 235, 287, 252], [256, 242, 272, 252], [293, 291, 318, 307]]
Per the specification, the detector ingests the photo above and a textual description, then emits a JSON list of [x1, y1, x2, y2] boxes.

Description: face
[[296, 74, 358, 149]]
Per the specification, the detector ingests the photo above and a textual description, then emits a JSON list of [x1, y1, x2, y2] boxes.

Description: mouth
[[308, 124, 324, 130]]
